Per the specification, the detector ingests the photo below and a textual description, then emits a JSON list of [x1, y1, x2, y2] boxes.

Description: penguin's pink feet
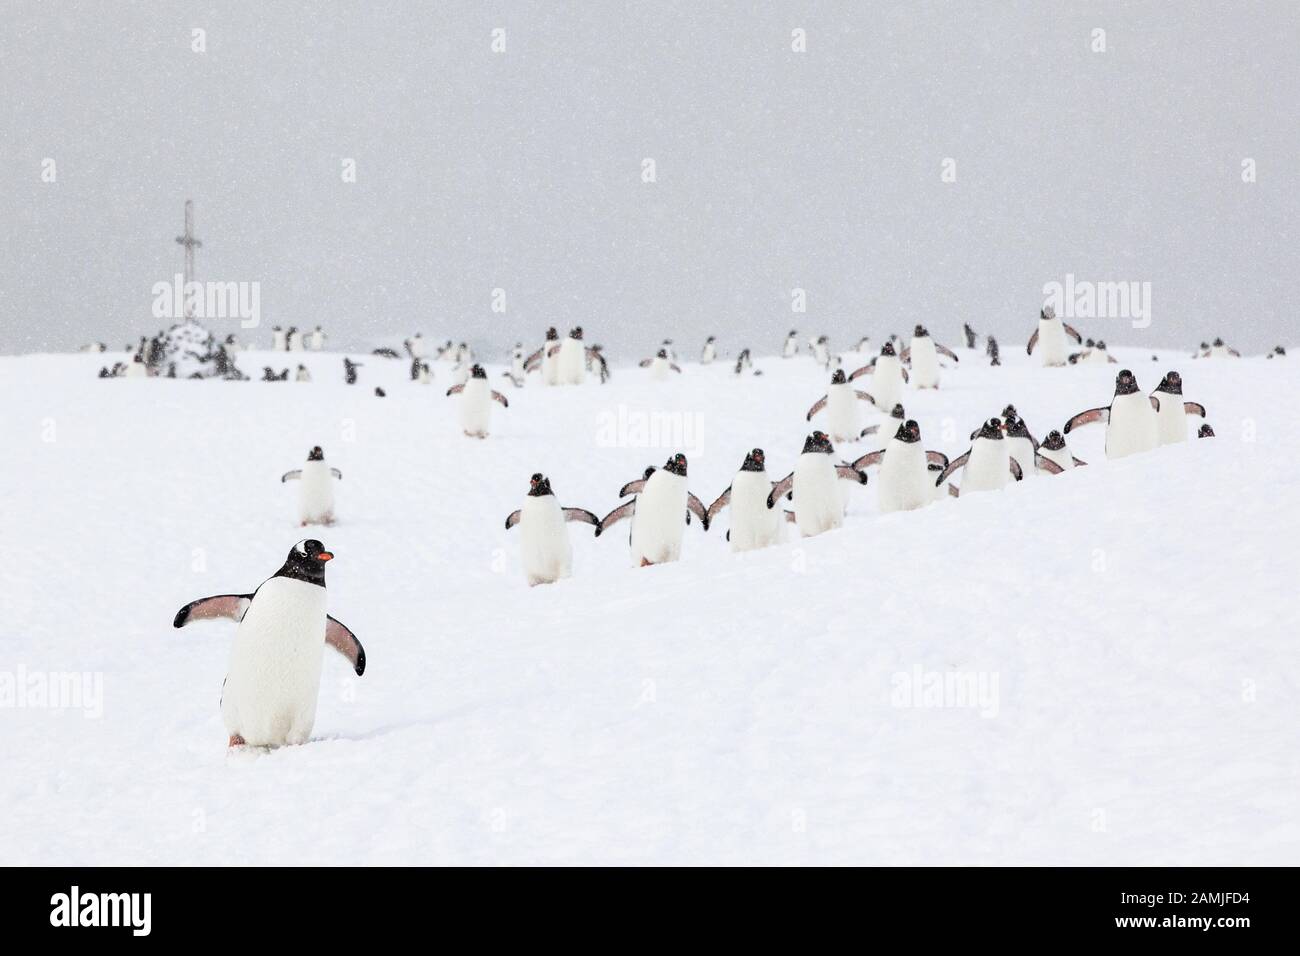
[[640, 558, 654, 567], [228, 734, 246, 748]]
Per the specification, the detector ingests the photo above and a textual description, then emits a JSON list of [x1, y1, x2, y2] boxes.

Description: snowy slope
[[1, 342, 1297, 865]]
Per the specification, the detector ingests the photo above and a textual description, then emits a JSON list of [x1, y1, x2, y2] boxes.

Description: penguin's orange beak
[[317, 551, 333, 562]]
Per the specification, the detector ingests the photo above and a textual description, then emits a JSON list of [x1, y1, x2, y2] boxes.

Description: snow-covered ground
[[2, 340, 1297, 865]]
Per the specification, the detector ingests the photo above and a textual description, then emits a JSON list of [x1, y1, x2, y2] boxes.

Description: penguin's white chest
[[783, 337, 798, 357], [125, 362, 147, 379], [909, 338, 940, 388], [409, 338, 426, 359], [309, 331, 324, 350], [869, 356, 904, 408], [649, 356, 672, 381], [1006, 436, 1036, 476], [630, 472, 688, 565], [273, 331, 287, 350], [520, 495, 572, 585], [826, 383, 861, 441], [877, 440, 931, 513], [963, 439, 1009, 493], [298, 460, 335, 524], [793, 454, 842, 536], [558, 338, 586, 384], [222, 578, 327, 747], [1039, 445, 1075, 471], [1106, 392, 1157, 459], [701, 343, 715, 364], [1083, 348, 1109, 365], [458, 378, 493, 435], [1037, 319, 1068, 366], [1154, 394, 1188, 445], [727, 471, 782, 551]]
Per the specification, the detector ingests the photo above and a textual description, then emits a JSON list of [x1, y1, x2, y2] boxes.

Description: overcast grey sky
[[2, 1, 1296, 358]]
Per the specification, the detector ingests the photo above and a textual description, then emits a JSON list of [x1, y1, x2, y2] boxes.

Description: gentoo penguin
[[287, 327, 303, 351], [661, 339, 677, 362], [705, 448, 784, 552], [1198, 424, 1215, 438], [782, 330, 800, 358], [934, 418, 1023, 496], [854, 335, 872, 353], [1034, 430, 1087, 473], [766, 432, 867, 538], [734, 349, 753, 375], [1063, 368, 1158, 459], [294, 364, 312, 383], [1026, 305, 1082, 367], [413, 360, 432, 384], [986, 336, 1001, 366], [850, 419, 949, 514], [860, 403, 906, 440], [847, 341, 908, 411], [806, 369, 874, 442], [503, 343, 527, 387], [900, 325, 959, 389], [173, 539, 365, 748], [1150, 371, 1207, 445], [639, 349, 682, 380], [272, 326, 287, 352], [999, 405, 1039, 477], [343, 357, 362, 384], [446, 364, 509, 438], [524, 327, 561, 386], [1207, 337, 1240, 359], [810, 335, 831, 367], [598, 453, 709, 566], [281, 446, 343, 526], [701, 336, 717, 365], [406, 333, 427, 360], [436, 339, 454, 361], [125, 354, 148, 379], [1194, 341, 1211, 359], [963, 323, 978, 349], [1069, 339, 1118, 365], [1267, 346, 1286, 359], [557, 327, 589, 384], [309, 326, 326, 350], [504, 474, 600, 586]]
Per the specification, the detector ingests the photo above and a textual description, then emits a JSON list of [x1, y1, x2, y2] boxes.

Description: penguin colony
[[148, 312, 1247, 750]]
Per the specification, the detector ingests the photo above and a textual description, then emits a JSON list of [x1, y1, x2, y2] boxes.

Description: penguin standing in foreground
[[850, 420, 949, 514], [639, 349, 682, 380], [598, 454, 709, 566], [282, 446, 342, 526], [766, 432, 868, 538], [806, 369, 875, 442], [524, 327, 561, 386], [446, 364, 509, 438], [900, 325, 959, 389], [558, 327, 602, 385], [934, 418, 1023, 497], [783, 330, 800, 358], [848, 341, 908, 410], [1150, 371, 1207, 445], [504, 474, 601, 586], [1064, 368, 1158, 459], [1027, 305, 1083, 367], [705, 448, 784, 552], [1034, 430, 1087, 473], [173, 539, 365, 749], [701, 336, 717, 365]]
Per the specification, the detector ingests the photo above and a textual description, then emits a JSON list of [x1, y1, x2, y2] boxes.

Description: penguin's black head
[[470, 364, 487, 379], [1213, 337, 1224, 347], [789, 329, 798, 336], [643, 465, 657, 479], [913, 324, 928, 337], [741, 448, 766, 471], [896, 419, 921, 443], [664, 453, 688, 477], [881, 341, 897, 357], [308, 446, 324, 461], [1001, 404, 1018, 421], [1198, 424, 1215, 438], [1004, 416, 1031, 439], [545, 327, 558, 340], [1085, 338, 1095, 347], [831, 369, 847, 384], [979, 418, 1003, 440], [528, 473, 553, 496], [1200, 342, 1210, 350], [1274, 346, 1286, 355], [279, 539, 333, 586], [1041, 430, 1066, 451], [891, 403, 906, 420], [706, 335, 715, 343], [803, 431, 834, 454], [1096, 340, 1107, 350], [1158, 370, 1183, 394], [1114, 369, 1139, 395], [570, 327, 584, 339], [656, 349, 669, 359], [1041, 305, 1056, 320]]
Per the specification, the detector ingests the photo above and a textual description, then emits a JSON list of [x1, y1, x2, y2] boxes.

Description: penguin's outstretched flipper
[[766, 473, 795, 508], [1009, 459, 1023, 481], [686, 493, 709, 530], [1073, 456, 1089, 466], [638, 358, 652, 368], [173, 594, 253, 628], [835, 465, 868, 485], [618, 478, 648, 499], [1149, 395, 1161, 411], [281, 470, 302, 482], [1026, 329, 1039, 355], [935, 450, 970, 487], [851, 449, 885, 471], [859, 424, 881, 438], [504, 510, 522, 531], [596, 501, 635, 536], [948, 483, 960, 497], [563, 508, 600, 529], [806, 396, 827, 420], [1184, 401, 1207, 417], [936, 343, 959, 362], [783, 510, 798, 523], [705, 488, 730, 525], [854, 389, 877, 406], [1064, 323, 1083, 343], [491, 391, 509, 407], [445, 384, 465, 396], [325, 616, 366, 676], [330, 468, 343, 479], [925, 450, 949, 471], [847, 363, 874, 381], [899, 367, 909, 383], [1034, 454, 1065, 475], [1063, 407, 1109, 433]]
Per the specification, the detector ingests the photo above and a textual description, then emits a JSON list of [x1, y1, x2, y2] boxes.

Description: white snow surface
[[1, 344, 1297, 865]]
